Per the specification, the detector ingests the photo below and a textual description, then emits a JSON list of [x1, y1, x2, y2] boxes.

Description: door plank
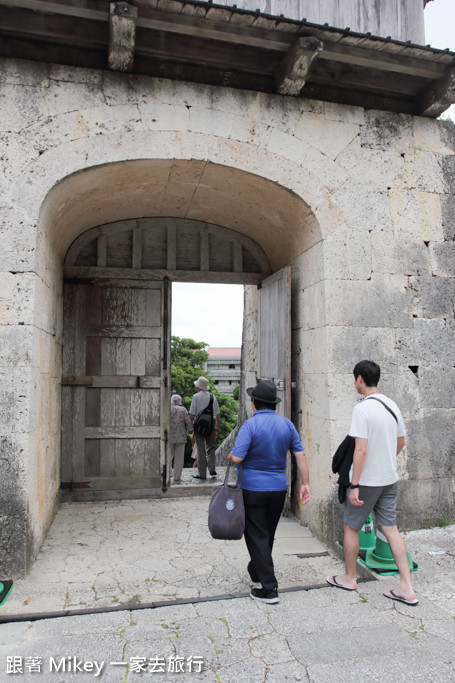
[[86, 325, 162, 338], [85, 426, 160, 438], [130, 338, 146, 376], [101, 337, 117, 374], [85, 388, 101, 427], [116, 337, 132, 375], [100, 439, 117, 477], [129, 440, 146, 476], [85, 439, 100, 477], [100, 387, 116, 426], [115, 439, 131, 477], [145, 339, 161, 375]]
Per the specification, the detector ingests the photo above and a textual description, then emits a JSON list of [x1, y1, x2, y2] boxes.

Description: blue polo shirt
[[232, 409, 304, 491]]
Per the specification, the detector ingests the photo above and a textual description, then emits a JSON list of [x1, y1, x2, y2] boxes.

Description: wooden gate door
[[61, 279, 171, 499], [257, 266, 292, 510]]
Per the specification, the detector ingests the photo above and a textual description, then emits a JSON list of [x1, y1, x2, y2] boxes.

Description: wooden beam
[[108, 1, 137, 73], [415, 67, 455, 117], [318, 41, 445, 80], [64, 265, 265, 285], [1, 0, 107, 22], [275, 37, 322, 96], [1, 0, 449, 82]]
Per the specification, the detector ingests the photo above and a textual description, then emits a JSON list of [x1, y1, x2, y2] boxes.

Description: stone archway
[[42, 159, 320, 270], [3, 153, 325, 576], [60, 214, 273, 499], [49, 161, 320, 502]]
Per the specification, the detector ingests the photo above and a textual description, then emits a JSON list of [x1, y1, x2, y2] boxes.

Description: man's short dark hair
[[353, 360, 380, 387], [252, 398, 276, 411]]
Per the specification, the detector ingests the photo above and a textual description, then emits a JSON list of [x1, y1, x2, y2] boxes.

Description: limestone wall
[[0, 56, 454, 575]]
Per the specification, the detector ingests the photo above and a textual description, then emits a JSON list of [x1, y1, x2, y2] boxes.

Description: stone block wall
[[0, 55, 454, 575], [289, 110, 455, 539]]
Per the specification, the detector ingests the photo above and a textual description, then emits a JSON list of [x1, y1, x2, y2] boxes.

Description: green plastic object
[[358, 513, 376, 552], [0, 580, 13, 606], [360, 526, 417, 575]]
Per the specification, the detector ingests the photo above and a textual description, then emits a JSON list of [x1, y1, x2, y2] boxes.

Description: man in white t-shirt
[[327, 360, 418, 606]]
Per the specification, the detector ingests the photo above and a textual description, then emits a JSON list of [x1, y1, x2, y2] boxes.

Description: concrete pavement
[[0, 469, 454, 682]]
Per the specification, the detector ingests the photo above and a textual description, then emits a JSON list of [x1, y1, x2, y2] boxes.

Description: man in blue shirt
[[228, 380, 311, 604]]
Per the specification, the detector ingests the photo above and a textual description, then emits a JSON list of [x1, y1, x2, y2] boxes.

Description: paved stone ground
[[0, 482, 454, 683], [1, 478, 336, 617]]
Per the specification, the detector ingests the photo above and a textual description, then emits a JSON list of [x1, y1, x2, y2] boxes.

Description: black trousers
[[242, 489, 287, 591]]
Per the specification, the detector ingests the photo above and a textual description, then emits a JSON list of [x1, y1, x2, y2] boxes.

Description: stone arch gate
[[52, 159, 321, 502]]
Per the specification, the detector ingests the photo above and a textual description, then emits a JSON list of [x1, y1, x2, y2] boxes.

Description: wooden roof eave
[[1, 0, 455, 117]]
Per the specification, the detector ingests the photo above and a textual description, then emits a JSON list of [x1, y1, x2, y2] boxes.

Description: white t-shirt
[[349, 394, 406, 486]]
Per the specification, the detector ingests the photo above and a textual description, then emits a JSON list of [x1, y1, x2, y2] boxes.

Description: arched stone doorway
[[60, 216, 272, 498], [49, 160, 321, 501]]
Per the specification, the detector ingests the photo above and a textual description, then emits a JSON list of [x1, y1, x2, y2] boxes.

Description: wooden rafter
[[0, 0, 455, 117], [108, 1, 138, 72], [275, 37, 323, 96], [416, 68, 455, 117]]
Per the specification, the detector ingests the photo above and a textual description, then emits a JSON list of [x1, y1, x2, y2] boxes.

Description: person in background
[[228, 379, 311, 605], [170, 394, 193, 484], [326, 360, 418, 606], [189, 377, 221, 480]]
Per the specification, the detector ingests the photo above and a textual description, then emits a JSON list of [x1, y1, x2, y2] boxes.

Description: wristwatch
[[350, 484, 360, 489]]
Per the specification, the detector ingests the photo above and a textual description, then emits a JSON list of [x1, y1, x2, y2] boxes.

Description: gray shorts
[[344, 482, 398, 531]]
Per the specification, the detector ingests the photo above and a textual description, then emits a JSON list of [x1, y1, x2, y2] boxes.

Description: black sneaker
[[192, 474, 206, 480], [250, 587, 279, 604], [209, 471, 217, 476]]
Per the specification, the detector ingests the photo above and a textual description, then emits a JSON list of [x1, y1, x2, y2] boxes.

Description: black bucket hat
[[246, 379, 282, 404]]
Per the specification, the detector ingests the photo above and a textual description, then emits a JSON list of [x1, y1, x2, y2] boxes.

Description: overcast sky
[[172, 2, 453, 348]]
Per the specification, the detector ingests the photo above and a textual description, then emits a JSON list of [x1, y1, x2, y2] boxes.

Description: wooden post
[[275, 37, 323, 97], [109, 2, 138, 73]]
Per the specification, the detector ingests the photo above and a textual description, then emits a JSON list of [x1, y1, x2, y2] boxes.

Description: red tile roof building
[[206, 348, 241, 396]]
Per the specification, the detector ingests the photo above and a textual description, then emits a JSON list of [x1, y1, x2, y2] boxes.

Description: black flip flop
[[326, 575, 356, 591], [383, 589, 418, 606]]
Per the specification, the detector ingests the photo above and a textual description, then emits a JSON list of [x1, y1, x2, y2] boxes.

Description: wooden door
[[258, 267, 291, 417], [257, 266, 292, 510], [61, 279, 171, 498]]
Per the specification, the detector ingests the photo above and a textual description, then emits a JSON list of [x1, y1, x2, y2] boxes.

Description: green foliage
[[215, 389, 239, 443], [232, 384, 240, 401], [171, 336, 209, 410], [170, 336, 239, 447]]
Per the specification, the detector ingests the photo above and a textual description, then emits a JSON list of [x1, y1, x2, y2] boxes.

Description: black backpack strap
[[366, 396, 397, 423], [195, 393, 214, 420]]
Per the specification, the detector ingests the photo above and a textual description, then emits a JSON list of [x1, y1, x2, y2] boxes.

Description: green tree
[[170, 336, 239, 448], [171, 336, 209, 408]]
